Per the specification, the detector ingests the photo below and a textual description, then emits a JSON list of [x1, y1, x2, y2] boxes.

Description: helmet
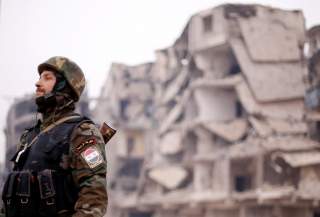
[[38, 56, 85, 101]]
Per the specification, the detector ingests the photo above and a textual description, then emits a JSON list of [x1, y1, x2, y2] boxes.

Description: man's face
[[35, 70, 57, 97]]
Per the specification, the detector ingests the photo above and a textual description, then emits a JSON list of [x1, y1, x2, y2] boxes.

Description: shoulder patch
[[75, 138, 97, 153], [81, 146, 103, 168], [79, 122, 92, 131]]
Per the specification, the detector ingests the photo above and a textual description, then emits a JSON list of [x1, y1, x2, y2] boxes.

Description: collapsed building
[[94, 4, 320, 217]]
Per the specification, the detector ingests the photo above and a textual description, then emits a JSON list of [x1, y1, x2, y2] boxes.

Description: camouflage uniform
[[2, 57, 108, 217], [70, 120, 108, 217]]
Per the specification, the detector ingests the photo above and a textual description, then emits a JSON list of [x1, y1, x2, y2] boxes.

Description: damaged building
[[94, 4, 320, 217]]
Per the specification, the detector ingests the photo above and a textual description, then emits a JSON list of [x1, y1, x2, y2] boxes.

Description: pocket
[[15, 171, 37, 217], [2, 172, 19, 217], [38, 169, 57, 217]]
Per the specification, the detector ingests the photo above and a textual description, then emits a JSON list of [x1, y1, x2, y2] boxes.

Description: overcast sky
[[0, 0, 319, 163]]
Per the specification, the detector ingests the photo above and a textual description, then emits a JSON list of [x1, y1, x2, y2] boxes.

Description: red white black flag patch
[[81, 146, 103, 168]]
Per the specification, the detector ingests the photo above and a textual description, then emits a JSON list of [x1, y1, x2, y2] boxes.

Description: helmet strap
[[53, 73, 67, 92], [55, 92, 75, 112]]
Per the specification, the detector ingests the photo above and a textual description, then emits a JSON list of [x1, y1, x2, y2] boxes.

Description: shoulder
[[69, 119, 106, 170], [70, 119, 105, 154], [71, 119, 102, 141]]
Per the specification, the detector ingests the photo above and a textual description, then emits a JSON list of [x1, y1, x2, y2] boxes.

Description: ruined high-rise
[[94, 4, 320, 217]]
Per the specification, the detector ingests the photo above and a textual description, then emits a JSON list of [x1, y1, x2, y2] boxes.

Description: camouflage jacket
[[13, 112, 108, 217], [69, 119, 108, 217]]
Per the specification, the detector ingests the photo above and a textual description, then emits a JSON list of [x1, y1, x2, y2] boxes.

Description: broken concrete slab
[[159, 91, 191, 134], [162, 67, 189, 104], [191, 74, 242, 89], [159, 131, 183, 155], [266, 118, 308, 134], [273, 151, 320, 168], [231, 38, 305, 102], [257, 185, 295, 202], [203, 119, 248, 142], [148, 165, 188, 189], [159, 102, 184, 134], [250, 116, 308, 136], [236, 78, 305, 120], [262, 136, 320, 152], [239, 17, 300, 62]]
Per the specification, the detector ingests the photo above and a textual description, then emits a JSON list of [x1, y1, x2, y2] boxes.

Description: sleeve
[[69, 122, 108, 217]]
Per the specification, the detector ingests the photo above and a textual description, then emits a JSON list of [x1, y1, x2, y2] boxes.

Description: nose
[[35, 78, 42, 88]]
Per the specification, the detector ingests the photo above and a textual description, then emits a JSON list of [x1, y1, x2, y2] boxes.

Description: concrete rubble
[[93, 4, 320, 217]]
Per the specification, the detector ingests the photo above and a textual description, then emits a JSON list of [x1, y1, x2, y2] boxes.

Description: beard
[[35, 92, 57, 113]]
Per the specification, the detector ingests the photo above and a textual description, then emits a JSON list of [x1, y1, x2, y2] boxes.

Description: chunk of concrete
[[159, 131, 183, 155], [148, 166, 188, 189], [203, 119, 248, 142]]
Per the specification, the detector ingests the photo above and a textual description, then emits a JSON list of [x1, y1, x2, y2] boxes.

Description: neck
[[38, 94, 76, 128], [41, 107, 75, 129]]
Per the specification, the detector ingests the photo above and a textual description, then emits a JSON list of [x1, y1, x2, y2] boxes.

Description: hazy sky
[[0, 0, 319, 163]]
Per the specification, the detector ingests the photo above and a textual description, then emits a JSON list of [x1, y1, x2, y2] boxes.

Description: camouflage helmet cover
[[38, 56, 85, 101]]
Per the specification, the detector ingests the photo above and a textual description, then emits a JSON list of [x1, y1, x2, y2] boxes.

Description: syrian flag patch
[[81, 146, 103, 168]]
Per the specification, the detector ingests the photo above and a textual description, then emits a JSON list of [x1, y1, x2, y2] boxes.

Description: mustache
[[36, 87, 45, 93]]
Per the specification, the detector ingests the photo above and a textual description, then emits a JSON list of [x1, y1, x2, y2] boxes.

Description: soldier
[[2, 56, 108, 217]]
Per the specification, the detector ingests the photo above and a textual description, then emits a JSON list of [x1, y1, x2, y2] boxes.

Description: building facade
[[95, 4, 320, 217]]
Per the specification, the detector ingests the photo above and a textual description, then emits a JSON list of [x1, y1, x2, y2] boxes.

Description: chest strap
[[15, 115, 81, 164]]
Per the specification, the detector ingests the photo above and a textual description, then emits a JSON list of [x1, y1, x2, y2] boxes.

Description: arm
[[70, 122, 108, 217]]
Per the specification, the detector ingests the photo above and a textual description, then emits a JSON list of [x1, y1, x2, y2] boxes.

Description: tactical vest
[[2, 115, 91, 217]]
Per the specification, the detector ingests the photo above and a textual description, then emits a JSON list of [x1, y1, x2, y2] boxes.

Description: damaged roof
[[231, 38, 306, 102], [203, 118, 248, 143]]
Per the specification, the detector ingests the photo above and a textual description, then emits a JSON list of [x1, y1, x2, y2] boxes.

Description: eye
[[44, 74, 54, 80]]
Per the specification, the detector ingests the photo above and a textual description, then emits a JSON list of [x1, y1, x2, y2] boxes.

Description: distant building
[[4, 95, 37, 173], [95, 4, 320, 217]]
